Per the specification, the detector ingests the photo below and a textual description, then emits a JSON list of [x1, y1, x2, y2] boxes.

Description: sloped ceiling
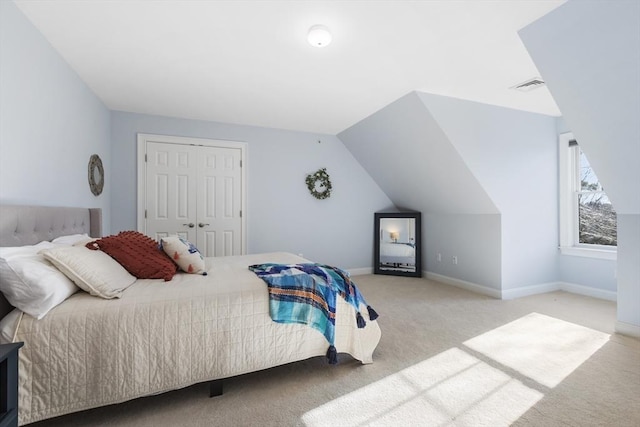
[[12, 0, 565, 134], [519, 0, 640, 214], [416, 92, 557, 215], [338, 92, 498, 215]]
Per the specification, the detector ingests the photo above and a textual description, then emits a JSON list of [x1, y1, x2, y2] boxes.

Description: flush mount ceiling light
[[308, 25, 332, 48]]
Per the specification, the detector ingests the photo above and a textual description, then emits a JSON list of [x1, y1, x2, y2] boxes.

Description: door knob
[[183, 223, 195, 228], [198, 223, 210, 228]]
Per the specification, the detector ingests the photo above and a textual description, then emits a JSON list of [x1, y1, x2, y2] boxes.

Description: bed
[[0, 205, 381, 425], [379, 242, 416, 267]]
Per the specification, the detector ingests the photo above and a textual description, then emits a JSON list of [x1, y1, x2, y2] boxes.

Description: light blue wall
[[617, 215, 640, 326], [425, 213, 502, 290], [338, 92, 503, 290], [418, 93, 559, 290], [520, 0, 639, 330], [558, 256, 617, 293], [340, 91, 563, 293], [0, 1, 112, 233], [111, 111, 392, 269]]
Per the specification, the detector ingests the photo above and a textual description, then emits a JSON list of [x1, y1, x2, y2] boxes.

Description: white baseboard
[[501, 282, 560, 300], [425, 272, 502, 299], [559, 281, 617, 302], [425, 273, 617, 302], [502, 281, 617, 301], [615, 321, 640, 338]]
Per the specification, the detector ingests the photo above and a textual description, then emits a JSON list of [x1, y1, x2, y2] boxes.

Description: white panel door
[[142, 137, 244, 257], [145, 142, 198, 242], [197, 147, 242, 257]]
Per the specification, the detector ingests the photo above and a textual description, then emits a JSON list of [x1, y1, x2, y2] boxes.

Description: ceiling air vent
[[510, 77, 546, 92]]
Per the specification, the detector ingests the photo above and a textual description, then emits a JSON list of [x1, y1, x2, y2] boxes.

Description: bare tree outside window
[[577, 150, 617, 245]]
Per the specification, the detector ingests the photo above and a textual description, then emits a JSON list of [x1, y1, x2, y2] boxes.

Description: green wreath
[[305, 168, 332, 200]]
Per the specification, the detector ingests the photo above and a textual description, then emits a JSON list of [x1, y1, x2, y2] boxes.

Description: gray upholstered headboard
[[0, 205, 102, 319]]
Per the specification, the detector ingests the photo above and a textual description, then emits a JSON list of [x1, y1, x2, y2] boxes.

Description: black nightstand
[[0, 342, 23, 427]]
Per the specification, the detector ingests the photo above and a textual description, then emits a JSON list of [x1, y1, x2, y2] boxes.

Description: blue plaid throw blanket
[[249, 263, 378, 364]]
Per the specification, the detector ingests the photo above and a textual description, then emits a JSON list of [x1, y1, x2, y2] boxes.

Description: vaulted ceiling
[[14, 0, 565, 134]]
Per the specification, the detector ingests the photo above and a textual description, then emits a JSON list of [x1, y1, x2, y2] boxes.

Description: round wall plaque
[[88, 154, 104, 196]]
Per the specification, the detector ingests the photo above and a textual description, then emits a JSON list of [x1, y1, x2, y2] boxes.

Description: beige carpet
[[31, 275, 640, 426]]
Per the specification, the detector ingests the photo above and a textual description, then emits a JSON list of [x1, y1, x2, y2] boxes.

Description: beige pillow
[[40, 246, 136, 299]]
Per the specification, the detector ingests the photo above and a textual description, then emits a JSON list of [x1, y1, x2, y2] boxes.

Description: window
[[559, 133, 617, 259]]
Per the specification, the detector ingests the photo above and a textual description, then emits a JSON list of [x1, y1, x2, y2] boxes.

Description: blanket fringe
[[356, 312, 366, 328], [327, 345, 338, 365], [367, 305, 379, 321]]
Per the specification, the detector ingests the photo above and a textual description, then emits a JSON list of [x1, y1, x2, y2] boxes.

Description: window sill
[[560, 246, 617, 260]]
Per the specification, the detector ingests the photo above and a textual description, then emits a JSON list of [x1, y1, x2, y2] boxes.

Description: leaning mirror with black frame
[[374, 211, 422, 277]]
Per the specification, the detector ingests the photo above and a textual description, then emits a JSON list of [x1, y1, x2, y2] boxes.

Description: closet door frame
[[136, 133, 247, 255]]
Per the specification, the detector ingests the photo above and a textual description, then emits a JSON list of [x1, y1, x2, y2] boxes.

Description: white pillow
[[40, 246, 136, 299], [0, 308, 22, 344], [51, 233, 90, 246], [0, 242, 79, 319], [0, 241, 56, 258], [160, 236, 207, 275], [73, 237, 97, 247]]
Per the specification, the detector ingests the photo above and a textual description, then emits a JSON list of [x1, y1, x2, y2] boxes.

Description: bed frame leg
[[209, 379, 223, 397]]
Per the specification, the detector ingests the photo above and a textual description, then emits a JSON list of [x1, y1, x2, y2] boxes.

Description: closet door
[[140, 135, 245, 258], [197, 147, 242, 257], [145, 142, 198, 242]]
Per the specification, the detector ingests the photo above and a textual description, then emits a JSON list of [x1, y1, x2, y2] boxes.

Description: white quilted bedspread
[[13, 252, 381, 425]]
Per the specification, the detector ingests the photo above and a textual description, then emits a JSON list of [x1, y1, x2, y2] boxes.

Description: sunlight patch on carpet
[[301, 348, 543, 427], [463, 312, 610, 388]]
